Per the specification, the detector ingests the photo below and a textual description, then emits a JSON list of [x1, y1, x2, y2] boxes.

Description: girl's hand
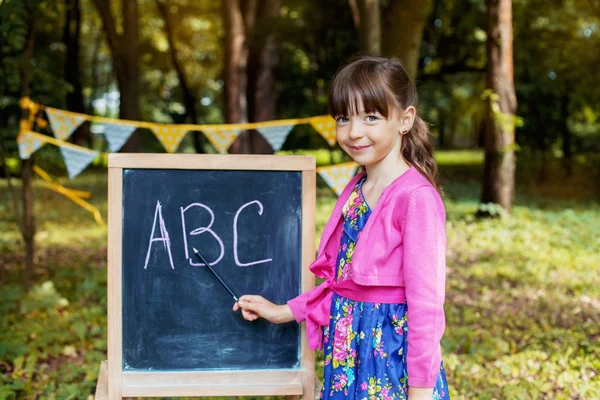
[[232, 295, 294, 324], [408, 387, 434, 399]]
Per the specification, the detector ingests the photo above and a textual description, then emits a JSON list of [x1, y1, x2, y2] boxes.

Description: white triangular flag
[[46, 108, 86, 141], [101, 123, 136, 152], [317, 162, 359, 196], [257, 125, 295, 151], [18, 132, 45, 159], [59, 146, 98, 179]]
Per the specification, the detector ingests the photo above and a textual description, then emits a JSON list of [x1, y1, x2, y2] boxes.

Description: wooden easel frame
[[106, 154, 316, 399]]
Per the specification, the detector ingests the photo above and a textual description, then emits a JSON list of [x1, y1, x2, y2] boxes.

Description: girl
[[233, 55, 450, 400]]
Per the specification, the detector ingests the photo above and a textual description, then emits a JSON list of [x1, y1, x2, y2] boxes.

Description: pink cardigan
[[287, 166, 447, 388]]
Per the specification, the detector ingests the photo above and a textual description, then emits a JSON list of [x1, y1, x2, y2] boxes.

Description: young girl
[[233, 55, 450, 400]]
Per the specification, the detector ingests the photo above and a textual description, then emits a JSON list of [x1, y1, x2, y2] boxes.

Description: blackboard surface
[[121, 169, 302, 372]]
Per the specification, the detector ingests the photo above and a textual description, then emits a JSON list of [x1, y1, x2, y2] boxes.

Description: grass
[[1, 150, 599, 399]]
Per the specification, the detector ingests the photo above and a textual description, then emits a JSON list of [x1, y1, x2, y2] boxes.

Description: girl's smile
[[348, 144, 372, 152]]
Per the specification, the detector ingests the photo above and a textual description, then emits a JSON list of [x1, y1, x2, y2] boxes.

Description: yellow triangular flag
[[317, 162, 359, 196], [150, 125, 188, 153], [310, 116, 337, 147], [202, 127, 241, 154]]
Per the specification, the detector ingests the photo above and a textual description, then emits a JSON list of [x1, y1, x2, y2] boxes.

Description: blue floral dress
[[321, 176, 450, 400]]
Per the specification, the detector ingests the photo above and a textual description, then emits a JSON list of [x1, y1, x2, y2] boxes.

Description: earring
[[401, 129, 408, 134]]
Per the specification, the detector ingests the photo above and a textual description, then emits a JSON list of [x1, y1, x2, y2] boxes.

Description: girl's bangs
[[329, 66, 396, 118]]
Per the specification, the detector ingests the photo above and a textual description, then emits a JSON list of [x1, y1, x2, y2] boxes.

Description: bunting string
[[33, 165, 105, 227], [16, 97, 358, 226]]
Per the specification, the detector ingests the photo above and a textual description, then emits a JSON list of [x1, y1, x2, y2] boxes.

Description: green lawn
[[1, 150, 599, 399]]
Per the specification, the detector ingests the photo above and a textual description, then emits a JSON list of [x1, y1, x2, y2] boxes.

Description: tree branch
[[91, 0, 120, 55], [348, 0, 360, 30]]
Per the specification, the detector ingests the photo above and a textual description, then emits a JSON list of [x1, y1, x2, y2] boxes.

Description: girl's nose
[[349, 122, 363, 139]]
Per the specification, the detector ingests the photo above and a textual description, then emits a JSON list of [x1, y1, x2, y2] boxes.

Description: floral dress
[[321, 176, 450, 400]]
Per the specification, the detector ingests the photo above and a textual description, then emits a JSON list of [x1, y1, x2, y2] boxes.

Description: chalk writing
[[144, 201, 175, 270], [143, 200, 273, 270], [233, 200, 273, 267]]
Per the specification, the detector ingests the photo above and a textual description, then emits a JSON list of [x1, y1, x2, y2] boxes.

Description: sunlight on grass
[[435, 149, 484, 166]]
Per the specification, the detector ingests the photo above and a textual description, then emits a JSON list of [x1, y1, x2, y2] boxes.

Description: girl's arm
[[402, 186, 447, 388], [232, 295, 295, 324], [408, 387, 434, 399], [233, 279, 331, 323]]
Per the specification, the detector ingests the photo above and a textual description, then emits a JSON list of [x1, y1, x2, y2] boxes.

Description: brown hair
[[328, 55, 441, 193]]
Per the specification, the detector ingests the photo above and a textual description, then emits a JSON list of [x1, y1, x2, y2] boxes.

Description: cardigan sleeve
[[402, 186, 447, 388], [286, 281, 329, 322]]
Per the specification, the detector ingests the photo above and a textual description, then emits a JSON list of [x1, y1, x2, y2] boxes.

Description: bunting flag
[[46, 108, 86, 141], [310, 116, 337, 147], [150, 125, 188, 153], [101, 123, 136, 152], [317, 161, 359, 196], [17, 131, 45, 159], [257, 125, 295, 152], [59, 146, 98, 179], [202, 127, 241, 154]]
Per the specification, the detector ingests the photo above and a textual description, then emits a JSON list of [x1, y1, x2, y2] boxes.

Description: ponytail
[[401, 115, 443, 196]]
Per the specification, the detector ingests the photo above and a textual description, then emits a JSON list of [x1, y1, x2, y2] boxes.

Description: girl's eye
[[365, 115, 379, 122], [336, 116, 349, 123]]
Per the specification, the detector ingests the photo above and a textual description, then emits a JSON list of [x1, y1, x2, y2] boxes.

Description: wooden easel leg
[[285, 375, 321, 400], [314, 375, 323, 399], [94, 360, 108, 400]]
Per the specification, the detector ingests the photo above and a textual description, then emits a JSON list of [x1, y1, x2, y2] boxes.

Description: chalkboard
[[107, 154, 316, 399], [122, 169, 302, 371]]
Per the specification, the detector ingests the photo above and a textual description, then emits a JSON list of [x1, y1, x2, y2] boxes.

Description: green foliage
[[0, 0, 28, 94]]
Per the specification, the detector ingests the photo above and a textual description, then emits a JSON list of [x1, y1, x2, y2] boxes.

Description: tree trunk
[[63, 0, 89, 147], [89, 15, 103, 114], [20, 16, 37, 289], [245, 0, 279, 154], [382, 0, 432, 81], [560, 93, 572, 177], [225, 0, 280, 154], [357, 0, 381, 55], [63, 0, 83, 113], [223, 0, 248, 126], [92, 0, 141, 151], [438, 112, 445, 148], [479, 0, 517, 215], [156, 0, 205, 153], [223, 0, 250, 153]]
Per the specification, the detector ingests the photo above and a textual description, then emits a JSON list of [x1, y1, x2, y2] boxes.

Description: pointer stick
[[192, 247, 239, 302]]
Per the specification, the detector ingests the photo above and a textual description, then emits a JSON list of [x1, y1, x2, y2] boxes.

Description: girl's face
[[334, 99, 411, 168]]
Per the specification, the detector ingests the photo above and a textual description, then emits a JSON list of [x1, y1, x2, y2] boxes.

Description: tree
[[63, 0, 90, 147], [0, 0, 41, 288], [223, 0, 280, 154], [512, 0, 600, 178], [348, 0, 381, 55], [479, 0, 517, 214], [92, 0, 141, 151], [223, 0, 248, 125], [247, 0, 280, 124], [382, 0, 433, 81], [156, 0, 204, 153]]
